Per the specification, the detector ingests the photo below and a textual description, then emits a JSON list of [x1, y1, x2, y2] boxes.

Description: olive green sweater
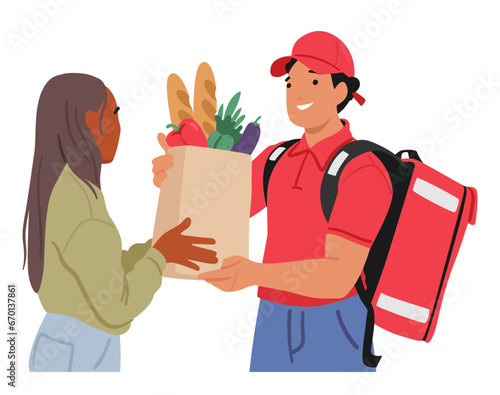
[[38, 164, 166, 335]]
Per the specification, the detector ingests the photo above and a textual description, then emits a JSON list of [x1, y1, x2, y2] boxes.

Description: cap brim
[[271, 55, 341, 77], [270, 56, 293, 77]]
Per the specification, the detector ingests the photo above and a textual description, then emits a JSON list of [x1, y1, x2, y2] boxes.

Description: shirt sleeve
[[327, 153, 393, 248], [250, 143, 285, 217], [59, 219, 166, 328]]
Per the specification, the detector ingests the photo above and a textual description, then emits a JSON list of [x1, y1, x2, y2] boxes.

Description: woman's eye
[[286, 83, 291, 88], [313, 79, 318, 85]]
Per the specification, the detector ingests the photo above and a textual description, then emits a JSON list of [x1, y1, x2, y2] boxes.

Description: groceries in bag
[[153, 62, 260, 279]]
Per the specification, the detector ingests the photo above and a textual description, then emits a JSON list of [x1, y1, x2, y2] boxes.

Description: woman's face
[[85, 87, 121, 164]]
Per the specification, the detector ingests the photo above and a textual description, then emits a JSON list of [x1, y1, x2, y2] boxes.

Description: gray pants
[[30, 313, 120, 372]]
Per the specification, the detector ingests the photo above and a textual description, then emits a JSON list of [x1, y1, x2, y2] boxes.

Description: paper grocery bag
[[152, 145, 252, 279]]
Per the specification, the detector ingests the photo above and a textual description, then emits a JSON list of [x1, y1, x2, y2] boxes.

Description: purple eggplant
[[231, 116, 261, 155]]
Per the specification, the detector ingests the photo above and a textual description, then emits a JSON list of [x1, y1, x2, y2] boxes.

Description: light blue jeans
[[30, 313, 120, 372], [250, 295, 376, 372]]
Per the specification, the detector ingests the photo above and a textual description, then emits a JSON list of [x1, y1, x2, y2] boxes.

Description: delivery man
[[153, 31, 393, 372]]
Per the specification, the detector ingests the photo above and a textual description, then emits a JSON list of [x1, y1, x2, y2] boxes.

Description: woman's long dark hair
[[23, 73, 107, 292]]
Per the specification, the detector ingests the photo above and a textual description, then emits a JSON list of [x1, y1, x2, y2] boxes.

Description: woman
[[23, 73, 217, 372]]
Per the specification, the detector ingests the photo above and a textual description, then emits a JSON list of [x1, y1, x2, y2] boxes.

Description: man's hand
[[152, 132, 174, 188], [198, 255, 260, 292], [153, 217, 218, 273]]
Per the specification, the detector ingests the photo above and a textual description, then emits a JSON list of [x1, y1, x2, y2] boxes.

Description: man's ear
[[333, 82, 348, 106], [85, 109, 102, 146]]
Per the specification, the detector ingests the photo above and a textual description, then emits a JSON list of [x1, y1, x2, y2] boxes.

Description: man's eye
[[286, 83, 291, 88], [313, 80, 318, 85]]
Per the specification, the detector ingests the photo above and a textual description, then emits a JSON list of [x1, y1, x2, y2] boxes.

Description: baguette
[[167, 73, 194, 125], [194, 62, 217, 138]]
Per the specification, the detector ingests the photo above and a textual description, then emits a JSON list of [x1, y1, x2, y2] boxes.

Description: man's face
[[285, 60, 346, 129]]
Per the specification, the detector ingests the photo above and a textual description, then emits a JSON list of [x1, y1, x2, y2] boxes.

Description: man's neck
[[304, 115, 344, 147]]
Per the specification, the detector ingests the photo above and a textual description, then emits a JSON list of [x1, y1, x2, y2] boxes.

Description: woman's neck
[[304, 115, 344, 147]]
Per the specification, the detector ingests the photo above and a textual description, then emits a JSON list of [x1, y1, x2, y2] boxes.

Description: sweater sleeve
[[57, 219, 166, 329], [121, 239, 158, 273]]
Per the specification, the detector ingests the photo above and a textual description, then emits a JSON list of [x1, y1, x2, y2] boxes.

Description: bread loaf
[[167, 73, 194, 125], [194, 62, 217, 138]]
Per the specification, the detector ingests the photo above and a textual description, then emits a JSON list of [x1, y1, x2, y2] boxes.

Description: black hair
[[285, 58, 360, 113]]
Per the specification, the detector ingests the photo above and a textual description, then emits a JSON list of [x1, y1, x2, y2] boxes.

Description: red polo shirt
[[250, 120, 393, 306]]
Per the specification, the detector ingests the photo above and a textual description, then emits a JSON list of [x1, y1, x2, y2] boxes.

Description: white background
[[0, 0, 497, 394]]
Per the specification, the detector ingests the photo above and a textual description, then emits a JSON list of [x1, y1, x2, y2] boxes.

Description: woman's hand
[[153, 217, 218, 272], [152, 132, 174, 188], [198, 255, 260, 291]]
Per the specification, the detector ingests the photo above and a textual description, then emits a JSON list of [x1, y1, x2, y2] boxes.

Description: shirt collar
[[287, 119, 355, 170]]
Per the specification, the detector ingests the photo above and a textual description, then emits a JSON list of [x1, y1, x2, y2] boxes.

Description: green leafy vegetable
[[224, 92, 240, 118], [215, 92, 245, 143]]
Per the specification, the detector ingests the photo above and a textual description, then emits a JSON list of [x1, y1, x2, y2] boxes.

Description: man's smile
[[297, 102, 313, 110]]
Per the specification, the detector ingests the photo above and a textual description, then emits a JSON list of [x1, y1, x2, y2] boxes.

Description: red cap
[[271, 31, 365, 105]]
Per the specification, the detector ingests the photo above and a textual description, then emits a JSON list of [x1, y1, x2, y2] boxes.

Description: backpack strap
[[396, 149, 422, 162], [263, 139, 300, 204], [322, 140, 416, 368], [321, 140, 410, 221]]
